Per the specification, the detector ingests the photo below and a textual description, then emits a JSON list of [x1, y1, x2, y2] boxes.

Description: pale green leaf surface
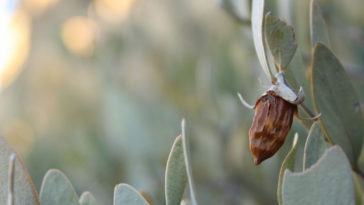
[[282, 146, 355, 205], [181, 119, 198, 205], [265, 13, 297, 71], [277, 133, 298, 205], [252, 0, 274, 81], [0, 137, 39, 205], [80, 192, 98, 205], [310, 0, 330, 47], [113, 183, 149, 205], [303, 122, 329, 170], [165, 135, 187, 205], [39, 169, 78, 205], [311, 43, 364, 166]]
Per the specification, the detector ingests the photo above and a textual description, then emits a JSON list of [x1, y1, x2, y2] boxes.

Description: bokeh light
[[92, 0, 136, 23], [0, 0, 363, 204], [0, 8, 31, 90], [61, 17, 98, 57], [23, 0, 58, 16]]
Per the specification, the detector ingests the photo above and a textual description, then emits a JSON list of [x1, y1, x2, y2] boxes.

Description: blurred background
[[0, 0, 364, 204]]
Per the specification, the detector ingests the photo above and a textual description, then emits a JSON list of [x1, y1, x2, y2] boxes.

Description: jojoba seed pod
[[249, 91, 297, 165]]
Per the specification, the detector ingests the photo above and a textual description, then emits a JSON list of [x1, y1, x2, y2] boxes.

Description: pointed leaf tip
[[165, 135, 187, 205], [252, 0, 275, 81]]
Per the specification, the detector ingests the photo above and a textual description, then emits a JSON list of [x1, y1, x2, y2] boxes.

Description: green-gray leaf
[[39, 169, 78, 205], [282, 146, 355, 205], [113, 184, 149, 205], [265, 13, 297, 71], [251, 0, 275, 81], [80, 192, 98, 205], [277, 133, 298, 205], [311, 43, 364, 166], [303, 122, 329, 170], [165, 135, 187, 205], [0, 137, 39, 205], [310, 0, 330, 47]]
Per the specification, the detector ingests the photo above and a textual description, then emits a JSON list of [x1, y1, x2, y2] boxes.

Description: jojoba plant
[[238, 0, 364, 205], [0, 0, 363, 205]]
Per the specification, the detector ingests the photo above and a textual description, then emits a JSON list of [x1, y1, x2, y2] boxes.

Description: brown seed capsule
[[249, 91, 297, 165]]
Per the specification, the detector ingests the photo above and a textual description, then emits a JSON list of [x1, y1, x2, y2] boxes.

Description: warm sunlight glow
[[24, 0, 58, 16], [0, 11, 31, 90], [93, 0, 136, 22], [61, 17, 97, 57]]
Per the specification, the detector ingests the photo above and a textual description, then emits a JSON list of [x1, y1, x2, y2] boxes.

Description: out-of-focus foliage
[[0, 0, 363, 204]]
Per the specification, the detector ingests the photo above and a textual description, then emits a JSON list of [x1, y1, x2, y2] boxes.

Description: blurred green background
[[0, 0, 363, 204]]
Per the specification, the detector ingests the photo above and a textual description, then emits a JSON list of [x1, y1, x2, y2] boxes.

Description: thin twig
[[300, 103, 317, 118]]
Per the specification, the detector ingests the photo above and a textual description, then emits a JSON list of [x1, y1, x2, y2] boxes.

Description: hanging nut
[[249, 91, 297, 165]]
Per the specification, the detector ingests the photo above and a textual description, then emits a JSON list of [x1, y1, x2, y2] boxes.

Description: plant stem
[[300, 103, 317, 118]]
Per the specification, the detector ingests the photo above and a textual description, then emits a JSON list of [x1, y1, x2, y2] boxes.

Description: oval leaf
[[282, 146, 355, 205], [251, 0, 275, 81], [80, 192, 98, 205], [39, 169, 78, 205], [0, 137, 39, 205], [165, 135, 187, 205], [311, 43, 364, 166], [265, 13, 297, 71], [277, 133, 298, 205], [113, 184, 149, 205], [310, 0, 330, 47], [303, 122, 329, 170]]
